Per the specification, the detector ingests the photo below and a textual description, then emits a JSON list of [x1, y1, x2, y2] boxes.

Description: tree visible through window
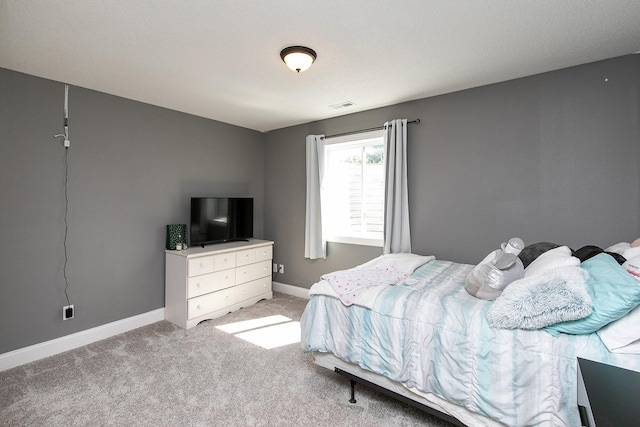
[[323, 130, 384, 246]]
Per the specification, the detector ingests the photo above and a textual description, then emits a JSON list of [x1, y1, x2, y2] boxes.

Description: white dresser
[[165, 239, 274, 329]]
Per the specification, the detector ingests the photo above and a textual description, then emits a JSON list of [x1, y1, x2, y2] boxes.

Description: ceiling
[[1, 1, 640, 133]]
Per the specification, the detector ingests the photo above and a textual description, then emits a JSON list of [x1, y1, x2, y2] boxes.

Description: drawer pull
[[197, 304, 201, 310], [196, 283, 200, 288]]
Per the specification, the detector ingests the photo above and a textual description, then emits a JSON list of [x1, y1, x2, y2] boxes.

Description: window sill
[[326, 235, 383, 248]]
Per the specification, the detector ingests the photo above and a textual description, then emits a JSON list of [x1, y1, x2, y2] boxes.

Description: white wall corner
[[272, 281, 310, 299], [0, 308, 165, 372]]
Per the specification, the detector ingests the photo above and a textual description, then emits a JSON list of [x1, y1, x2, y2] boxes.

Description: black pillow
[[573, 245, 604, 263], [606, 252, 627, 265], [518, 242, 561, 268], [572, 245, 626, 265]]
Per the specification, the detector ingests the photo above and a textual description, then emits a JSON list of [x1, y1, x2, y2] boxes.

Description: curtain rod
[[321, 118, 420, 140]]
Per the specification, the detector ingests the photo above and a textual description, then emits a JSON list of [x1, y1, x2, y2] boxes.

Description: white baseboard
[[272, 281, 310, 299], [0, 308, 165, 372]]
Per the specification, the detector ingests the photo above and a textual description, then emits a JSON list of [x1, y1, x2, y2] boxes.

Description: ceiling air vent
[[329, 101, 355, 109]]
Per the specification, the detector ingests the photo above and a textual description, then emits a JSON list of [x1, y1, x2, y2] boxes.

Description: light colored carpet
[[0, 292, 455, 426]]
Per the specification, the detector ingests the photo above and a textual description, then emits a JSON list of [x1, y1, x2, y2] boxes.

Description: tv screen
[[189, 197, 253, 247]]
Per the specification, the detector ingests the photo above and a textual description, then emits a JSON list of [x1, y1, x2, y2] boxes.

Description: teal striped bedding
[[301, 259, 640, 426]]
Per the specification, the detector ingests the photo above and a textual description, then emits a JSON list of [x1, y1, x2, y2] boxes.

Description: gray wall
[[0, 68, 265, 354], [264, 55, 640, 289]]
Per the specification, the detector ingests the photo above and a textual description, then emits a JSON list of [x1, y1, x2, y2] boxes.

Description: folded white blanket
[[354, 253, 436, 274], [309, 253, 435, 307], [322, 267, 409, 306]]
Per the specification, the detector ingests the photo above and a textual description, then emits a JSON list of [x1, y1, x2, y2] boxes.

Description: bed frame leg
[[349, 379, 357, 404]]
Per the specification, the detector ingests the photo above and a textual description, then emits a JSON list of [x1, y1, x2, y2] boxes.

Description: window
[[323, 130, 385, 247]]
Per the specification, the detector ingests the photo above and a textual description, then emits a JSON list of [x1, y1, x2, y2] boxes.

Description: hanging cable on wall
[[54, 84, 72, 318], [54, 84, 70, 148]]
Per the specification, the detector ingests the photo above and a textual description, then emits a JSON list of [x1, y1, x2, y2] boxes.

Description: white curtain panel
[[304, 135, 326, 259], [383, 119, 411, 254]]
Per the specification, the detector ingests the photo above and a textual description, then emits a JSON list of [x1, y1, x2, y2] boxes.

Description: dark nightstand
[[577, 357, 640, 427]]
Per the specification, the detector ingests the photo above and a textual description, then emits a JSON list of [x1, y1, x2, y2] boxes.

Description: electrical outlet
[[273, 262, 278, 273], [278, 264, 284, 274], [63, 304, 74, 320]]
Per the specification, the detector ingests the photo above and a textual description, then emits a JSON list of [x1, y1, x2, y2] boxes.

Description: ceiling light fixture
[[280, 46, 317, 73]]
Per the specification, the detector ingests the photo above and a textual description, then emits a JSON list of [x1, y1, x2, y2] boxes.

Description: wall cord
[[54, 84, 71, 306], [62, 147, 70, 306]]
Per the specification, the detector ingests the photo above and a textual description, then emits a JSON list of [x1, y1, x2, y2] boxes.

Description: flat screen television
[[189, 197, 253, 247]]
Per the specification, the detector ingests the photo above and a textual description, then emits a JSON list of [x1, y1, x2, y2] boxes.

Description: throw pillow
[[523, 246, 580, 277], [623, 255, 640, 282], [597, 304, 640, 353], [486, 266, 591, 330], [545, 253, 640, 336]]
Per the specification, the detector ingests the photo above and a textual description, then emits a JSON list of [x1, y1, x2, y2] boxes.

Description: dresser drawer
[[187, 269, 236, 298], [236, 245, 273, 267], [188, 288, 235, 320], [236, 248, 257, 267], [235, 276, 271, 302], [236, 260, 271, 285], [213, 252, 236, 271], [188, 256, 215, 277], [255, 245, 273, 262]]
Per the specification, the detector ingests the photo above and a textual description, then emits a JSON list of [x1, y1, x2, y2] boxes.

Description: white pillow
[[523, 246, 580, 277], [605, 242, 640, 260], [623, 255, 640, 282], [611, 340, 640, 354], [597, 304, 640, 353], [606, 242, 630, 253]]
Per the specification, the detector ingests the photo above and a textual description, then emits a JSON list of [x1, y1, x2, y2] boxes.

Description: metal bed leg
[[349, 379, 357, 403], [334, 367, 466, 426]]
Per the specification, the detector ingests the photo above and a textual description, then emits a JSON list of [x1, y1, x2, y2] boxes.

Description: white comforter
[[302, 258, 640, 426]]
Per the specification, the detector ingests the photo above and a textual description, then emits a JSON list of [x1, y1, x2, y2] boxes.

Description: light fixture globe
[[280, 46, 317, 73]]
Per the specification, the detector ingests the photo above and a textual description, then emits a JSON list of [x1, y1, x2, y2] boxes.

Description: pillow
[[597, 304, 640, 353], [487, 266, 591, 330], [623, 255, 640, 282], [518, 242, 560, 268], [605, 242, 640, 260], [605, 340, 640, 354], [572, 245, 626, 264], [523, 246, 580, 277], [545, 253, 640, 336], [572, 245, 604, 263]]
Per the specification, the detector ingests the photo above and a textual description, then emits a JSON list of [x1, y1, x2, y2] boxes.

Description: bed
[[300, 251, 640, 426]]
